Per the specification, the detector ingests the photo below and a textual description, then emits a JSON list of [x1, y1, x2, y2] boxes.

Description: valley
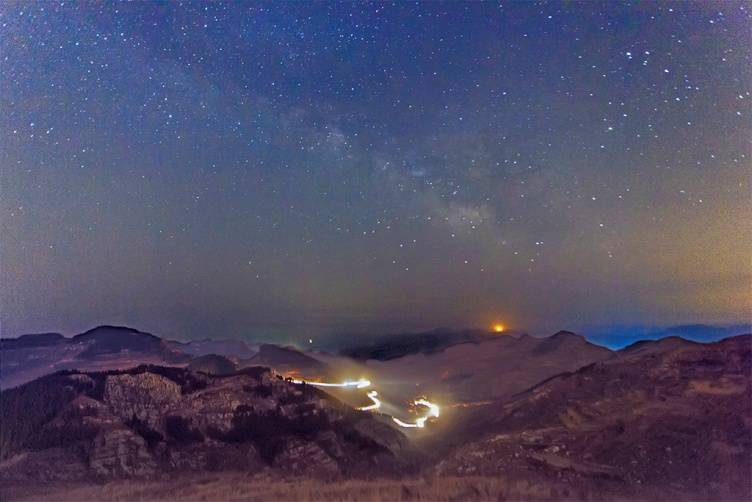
[[1, 326, 749, 500]]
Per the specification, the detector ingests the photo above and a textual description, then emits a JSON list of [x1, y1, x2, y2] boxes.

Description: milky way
[[2, 2, 750, 343]]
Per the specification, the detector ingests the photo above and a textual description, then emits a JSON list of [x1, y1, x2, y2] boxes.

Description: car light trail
[[358, 390, 381, 411], [291, 378, 371, 389], [291, 377, 439, 428], [392, 398, 440, 428]]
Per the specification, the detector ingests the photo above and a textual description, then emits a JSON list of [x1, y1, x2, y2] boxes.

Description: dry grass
[[3, 474, 602, 501]]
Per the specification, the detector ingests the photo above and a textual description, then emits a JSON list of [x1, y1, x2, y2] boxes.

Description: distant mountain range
[[338, 328, 521, 361], [245, 343, 330, 377], [0, 326, 261, 389], [584, 323, 752, 349], [166, 338, 259, 359], [329, 323, 750, 357], [3, 323, 748, 391], [0, 324, 748, 500]]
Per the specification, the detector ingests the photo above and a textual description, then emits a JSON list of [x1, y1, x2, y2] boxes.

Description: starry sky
[[2, 2, 750, 343]]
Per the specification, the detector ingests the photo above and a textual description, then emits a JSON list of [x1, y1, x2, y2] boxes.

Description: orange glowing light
[[492, 323, 505, 333]]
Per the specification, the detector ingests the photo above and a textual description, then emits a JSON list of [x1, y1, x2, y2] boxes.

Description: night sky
[[2, 2, 750, 343]]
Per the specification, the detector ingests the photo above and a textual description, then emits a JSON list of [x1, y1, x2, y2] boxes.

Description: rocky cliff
[[0, 365, 414, 482]]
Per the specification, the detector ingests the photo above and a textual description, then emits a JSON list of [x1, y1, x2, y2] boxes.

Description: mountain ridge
[[438, 334, 752, 500], [0, 364, 416, 481]]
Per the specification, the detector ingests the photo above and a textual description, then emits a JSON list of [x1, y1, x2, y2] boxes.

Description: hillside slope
[[243, 344, 331, 379], [364, 331, 612, 405], [437, 335, 752, 500], [0, 365, 414, 482]]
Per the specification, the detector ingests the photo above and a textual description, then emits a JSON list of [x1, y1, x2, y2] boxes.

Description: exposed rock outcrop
[[0, 365, 415, 482], [275, 439, 340, 476], [90, 427, 157, 477], [104, 373, 182, 428]]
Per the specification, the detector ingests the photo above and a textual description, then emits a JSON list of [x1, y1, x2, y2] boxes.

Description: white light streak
[[291, 377, 439, 429], [392, 398, 440, 428], [291, 378, 371, 389], [358, 390, 381, 411]]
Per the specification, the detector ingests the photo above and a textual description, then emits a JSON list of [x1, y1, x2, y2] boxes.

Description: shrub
[[243, 384, 272, 398], [127, 415, 164, 448], [28, 424, 99, 451], [278, 392, 306, 405], [207, 403, 336, 464], [165, 415, 204, 443], [228, 366, 270, 380], [0, 373, 80, 459]]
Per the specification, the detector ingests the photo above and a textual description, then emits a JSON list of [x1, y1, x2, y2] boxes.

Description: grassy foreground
[[3, 474, 612, 501]]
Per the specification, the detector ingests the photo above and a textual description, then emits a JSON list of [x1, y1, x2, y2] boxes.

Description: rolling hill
[[437, 335, 752, 500]]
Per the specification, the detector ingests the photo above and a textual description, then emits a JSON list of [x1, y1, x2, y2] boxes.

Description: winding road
[[291, 378, 439, 428]]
